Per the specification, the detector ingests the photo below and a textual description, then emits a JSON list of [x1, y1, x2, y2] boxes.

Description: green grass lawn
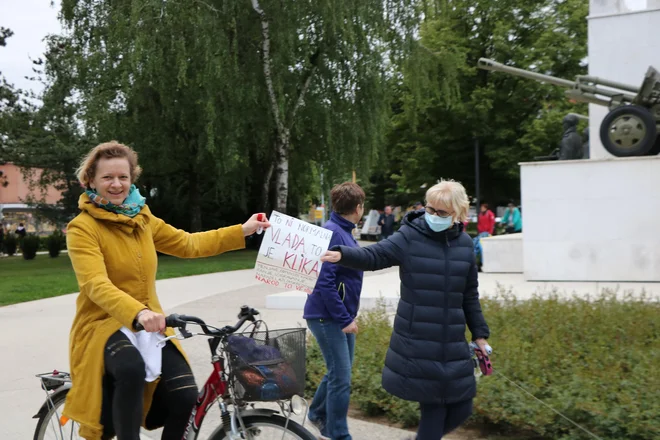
[[0, 250, 258, 307]]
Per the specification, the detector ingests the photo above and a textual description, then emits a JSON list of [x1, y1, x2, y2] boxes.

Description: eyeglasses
[[425, 206, 453, 218]]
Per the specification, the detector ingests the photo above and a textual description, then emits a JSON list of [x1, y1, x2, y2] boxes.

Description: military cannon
[[477, 58, 660, 157]]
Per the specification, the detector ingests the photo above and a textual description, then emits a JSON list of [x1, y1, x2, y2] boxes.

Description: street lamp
[[474, 138, 481, 212]]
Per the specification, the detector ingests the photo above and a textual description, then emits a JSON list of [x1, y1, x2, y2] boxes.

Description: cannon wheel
[[599, 105, 657, 157], [647, 136, 660, 156]]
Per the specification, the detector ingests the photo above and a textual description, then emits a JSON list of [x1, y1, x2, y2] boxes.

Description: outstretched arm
[[151, 212, 270, 258], [322, 232, 407, 271]]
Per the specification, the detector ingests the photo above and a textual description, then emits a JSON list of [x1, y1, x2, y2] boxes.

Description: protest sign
[[255, 211, 333, 293]]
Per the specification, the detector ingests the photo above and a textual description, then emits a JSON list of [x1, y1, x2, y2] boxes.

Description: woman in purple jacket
[[303, 182, 366, 440]]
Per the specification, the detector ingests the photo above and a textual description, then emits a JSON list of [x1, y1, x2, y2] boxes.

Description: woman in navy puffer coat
[[322, 180, 491, 440]]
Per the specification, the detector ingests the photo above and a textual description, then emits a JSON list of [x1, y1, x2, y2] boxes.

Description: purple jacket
[[303, 212, 364, 328]]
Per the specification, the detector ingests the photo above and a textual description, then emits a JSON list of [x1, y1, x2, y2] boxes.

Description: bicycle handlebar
[[133, 305, 260, 337]]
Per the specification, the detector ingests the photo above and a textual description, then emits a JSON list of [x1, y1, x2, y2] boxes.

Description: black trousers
[[101, 330, 198, 440], [416, 399, 473, 440]]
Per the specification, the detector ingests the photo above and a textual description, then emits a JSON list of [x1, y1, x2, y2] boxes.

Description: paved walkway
[[1, 258, 656, 439]]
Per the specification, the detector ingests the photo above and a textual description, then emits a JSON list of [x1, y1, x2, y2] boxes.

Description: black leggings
[[416, 399, 473, 440], [101, 330, 198, 440]]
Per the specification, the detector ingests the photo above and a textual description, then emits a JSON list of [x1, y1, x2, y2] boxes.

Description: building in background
[[0, 163, 63, 235]]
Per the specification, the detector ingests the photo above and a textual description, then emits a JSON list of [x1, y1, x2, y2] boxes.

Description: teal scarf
[[86, 185, 146, 218]]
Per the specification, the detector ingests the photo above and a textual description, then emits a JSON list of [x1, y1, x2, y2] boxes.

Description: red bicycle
[[33, 306, 316, 440]]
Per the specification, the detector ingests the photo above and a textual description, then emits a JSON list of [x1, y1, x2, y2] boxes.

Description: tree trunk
[[274, 136, 289, 213], [189, 171, 202, 232], [250, 0, 318, 216], [261, 161, 274, 212]]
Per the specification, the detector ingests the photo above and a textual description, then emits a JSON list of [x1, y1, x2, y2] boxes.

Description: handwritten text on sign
[[255, 211, 332, 293]]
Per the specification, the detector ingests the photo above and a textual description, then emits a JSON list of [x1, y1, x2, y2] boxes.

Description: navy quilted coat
[[333, 210, 490, 404]]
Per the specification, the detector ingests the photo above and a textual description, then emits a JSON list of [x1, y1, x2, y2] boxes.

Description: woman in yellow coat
[[63, 141, 270, 440]]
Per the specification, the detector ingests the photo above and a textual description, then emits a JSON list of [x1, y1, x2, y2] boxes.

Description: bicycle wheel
[[33, 389, 82, 440], [33, 388, 153, 440], [209, 414, 316, 440]]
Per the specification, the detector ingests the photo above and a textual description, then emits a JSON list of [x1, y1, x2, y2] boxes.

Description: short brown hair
[[331, 182, 365, 215], [76, 141, 142, 188]]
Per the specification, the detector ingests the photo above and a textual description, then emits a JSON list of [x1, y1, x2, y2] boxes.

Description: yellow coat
[[63, 194, 246, 439]]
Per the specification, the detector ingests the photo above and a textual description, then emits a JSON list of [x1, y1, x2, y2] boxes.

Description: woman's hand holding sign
[[321, 250, 342, 263], [242, 213, 271, 236]]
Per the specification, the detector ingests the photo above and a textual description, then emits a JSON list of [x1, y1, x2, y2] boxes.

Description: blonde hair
[[425, 179, 470, 222], [76, 141, 142, 188]]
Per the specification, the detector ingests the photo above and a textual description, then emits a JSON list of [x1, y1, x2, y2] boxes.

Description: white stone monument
[[517, 0, 660, 282]]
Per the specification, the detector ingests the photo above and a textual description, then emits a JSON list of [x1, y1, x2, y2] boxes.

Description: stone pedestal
[[520, 156, 660, 281], [481, 234, 523, 274]]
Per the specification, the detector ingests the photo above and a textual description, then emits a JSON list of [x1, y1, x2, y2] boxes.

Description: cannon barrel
[[478, 59, 660, 158], [577, 75, 640, 94], [478, 58, 638, 105], [477, 58, 575, 88]]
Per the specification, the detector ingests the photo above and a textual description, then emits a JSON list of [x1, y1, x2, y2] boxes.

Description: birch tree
[[247, 0, 428, 211]]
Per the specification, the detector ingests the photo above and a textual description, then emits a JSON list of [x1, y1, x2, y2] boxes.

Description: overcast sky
[[1, 0, 62, 95]]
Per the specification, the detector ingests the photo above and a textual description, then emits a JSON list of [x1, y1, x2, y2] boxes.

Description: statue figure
[[582, 126, 590, 159], [558, 114, 583, 160], [534, 114, 586, 161]]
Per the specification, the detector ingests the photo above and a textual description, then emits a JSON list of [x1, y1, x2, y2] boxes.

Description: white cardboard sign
[[254, 211, 333, 293]]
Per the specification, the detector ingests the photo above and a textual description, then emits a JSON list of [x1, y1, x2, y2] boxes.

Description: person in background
[[501, 200, 522, 234], [477, 203, 495, 235], [304, 182, 366, 440], [15, 222, 27, 251], [0, 224, 4, 256], [378, 205, 395, 240], [474, 203, 496, 270], [15, 222, 27, 238], [322, 179, 491, 440], [413, 201, 424, 211]]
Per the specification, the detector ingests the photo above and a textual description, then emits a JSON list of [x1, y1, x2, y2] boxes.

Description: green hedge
[[305, 292, 660, 439], [39, 234, 67, 252], [21, 234, 40, 260], [1, 232, 67, 257], [3, 234, 17, 255], [46, 230, 65, 257]]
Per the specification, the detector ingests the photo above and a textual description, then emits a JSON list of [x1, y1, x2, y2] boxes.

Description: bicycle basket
[[226, 327, 306, 402]]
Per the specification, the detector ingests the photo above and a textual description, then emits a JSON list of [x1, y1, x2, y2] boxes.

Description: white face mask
[[424, 213, 453, 232]]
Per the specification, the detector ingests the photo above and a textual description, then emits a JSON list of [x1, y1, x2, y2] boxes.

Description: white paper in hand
[[254, 211, 332, 293]]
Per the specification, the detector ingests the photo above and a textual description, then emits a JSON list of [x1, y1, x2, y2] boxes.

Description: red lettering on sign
[[256, 275, 280, 286], [271, 228, 282, 245], [283, 252, 296, 269], [309, 260, 320, 277]]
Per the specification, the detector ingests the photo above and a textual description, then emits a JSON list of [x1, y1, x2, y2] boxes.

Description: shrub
[[3, 234, 17, 256], [472, 291, 659, 440], [46, 230, 65, 258], [21, 234, 40, 260], [306, 292, 660, 439], [39, 233, 67, 252]]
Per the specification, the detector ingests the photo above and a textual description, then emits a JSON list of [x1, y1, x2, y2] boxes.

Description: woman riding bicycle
[[63, 141, 270, 440]]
